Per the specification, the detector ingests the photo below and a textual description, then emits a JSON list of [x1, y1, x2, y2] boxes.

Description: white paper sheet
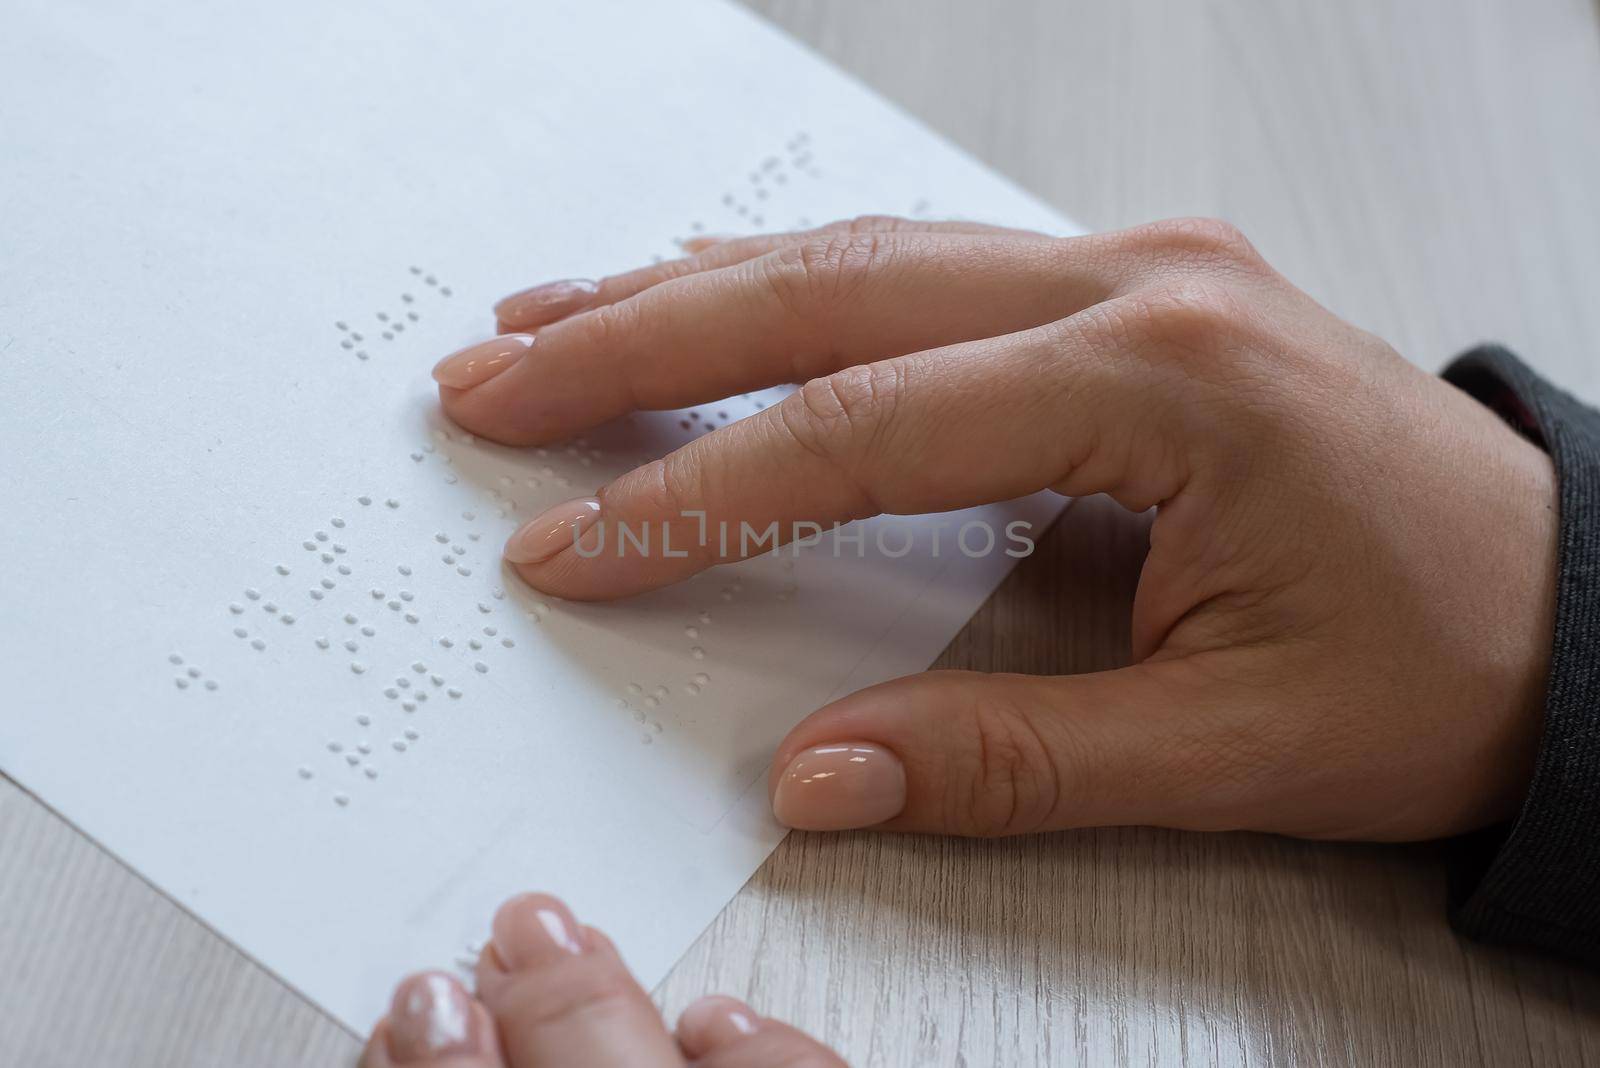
[[0, 0, 1080, 1032]]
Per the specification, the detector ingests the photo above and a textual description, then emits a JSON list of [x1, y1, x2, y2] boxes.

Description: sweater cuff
[[1441, 344, 1600, 965]]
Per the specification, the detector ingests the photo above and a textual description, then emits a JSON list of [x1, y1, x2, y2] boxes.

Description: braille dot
[[698, 612, 711, 624], [345, 753, 360, 766], [444, 474, 458, 484], [299, 766, 313, 780], [501, 638, 514, 648], [457, 567, 472, 577], [477, 603, 491, 614], [281, 613, 296, 624], [334, 794, 350, 807], [251, 638, 266, 651], [341, 339, 354, 350], [469, 639, 483, 651], [685, 626, 699, 638], [685, 683, 701, 696], [337, 564, 351, 575], [397, 678, 411, 689], [468, 532, 482, 541], [652, 685, 668, 699], [398, 565, 412, 576], [411, 451, 424, 462], [309, 589, 324, 601], [447, 688, 463, 698], [175, 677, 190, 689], [626, 683, 643, 695], [333, 544, 346, 555], [321, 578, 335, 590], [645, 696, 659, 709], [386, 498, 400, 509], [439, 637, 454, 648], [336, 321, 349, 331], [393, 740, 408, 752], [405, 613, 419, 623], [401, 700, 416, 712], [205, 680, 219, 691], [352, 332, 364, 341], [474, 662, 488, 673], [344, 640, 358, 652], [430, 674, 444, 686], [315, 531, 329, 542], [361, 625, 375, 637], [357, 714, 371, 726], [405, 728, 420, 740], [382, 331, 394, 340], [229, 603, 244, 614], [320, 552, 334, 563], [276, 564, 290, 575], [328, 741, 344, 753], [402, 293, 414, 303], [462, 511, 476, 521], [371, 588, 384, 599], [384, 688, 398, 699], [483, 625, 497, 636], [246, 588, 261, 600], [692, 673, 709, 686], [364, 767, 378, 779], [264, 602, 279, 614], [315, 637, 330, 649], [377, 311, 389, 322], [641, 735, 653, 745], [358, 495, 372, 506], [303, 540, 317, 551], [388, 600, 401, 611], [435, 532, 449, 543], [691, 647, 705, 659], [331, 517, 345, 528], [343, 613, 358, 625], [452, 543, 466, 555], [443, 554, 455, 565], [415, 691, 428, 703], [441, 287, 453, 297], [400, 590, 414, 602], [351, 662, 365, 674]]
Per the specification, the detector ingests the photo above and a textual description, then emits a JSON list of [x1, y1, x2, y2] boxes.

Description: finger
[[436, 229, 1120, 446], [765, 661, 1255, 837], [491, 215, 1051, 331], [473, 893, 681, 1068], [502, 293, 1208, 599], [676, 995, 846, 1067], [359, 972, 503, 1067]]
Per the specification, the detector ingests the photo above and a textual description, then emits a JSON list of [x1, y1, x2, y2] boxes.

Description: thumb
[[767, 662, 1240, 836]]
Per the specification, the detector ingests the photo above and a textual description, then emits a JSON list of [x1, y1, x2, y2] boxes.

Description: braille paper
[[0, 0, 1079, 1034]]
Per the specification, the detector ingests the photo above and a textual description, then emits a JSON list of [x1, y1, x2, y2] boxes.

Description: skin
[[378, 216, 1559, 1063]]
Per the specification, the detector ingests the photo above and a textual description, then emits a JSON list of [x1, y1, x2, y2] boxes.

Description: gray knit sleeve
[[1441, 345, 1600, 965]]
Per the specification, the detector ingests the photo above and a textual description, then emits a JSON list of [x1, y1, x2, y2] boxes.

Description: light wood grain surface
[[6, 1, 1600, 1064]]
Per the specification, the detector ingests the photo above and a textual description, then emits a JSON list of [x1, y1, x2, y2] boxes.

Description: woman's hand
[[361, 892, 843, 1067], [433, 216, 1557, 843]]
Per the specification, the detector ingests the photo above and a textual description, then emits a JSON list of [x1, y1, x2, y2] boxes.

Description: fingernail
[[432, 333, 534, 390], [677, 995, 761, 1056], [772, 742, 906, 830], [491, 893, 587, 970], [505, 497, 601, 565], [387, 972, 486, 1062], [492, 279, 598, 330]]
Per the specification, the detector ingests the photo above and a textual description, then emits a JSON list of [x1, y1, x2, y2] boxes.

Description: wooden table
[[5, 1, 1600, 1063]]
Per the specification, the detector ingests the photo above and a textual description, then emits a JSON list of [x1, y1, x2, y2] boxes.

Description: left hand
[[361, 892, 844, 1067]]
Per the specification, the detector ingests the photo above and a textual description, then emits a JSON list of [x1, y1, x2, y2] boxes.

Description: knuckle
[[1121, 216, 1266, 272], [768, 233, 891, 314], [781, 363, 902, 470], [948, 689, 1062, 837], [575, 297, 643, 353], [843, 213, 912, 233], [1097, 282, 1251, 363]]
